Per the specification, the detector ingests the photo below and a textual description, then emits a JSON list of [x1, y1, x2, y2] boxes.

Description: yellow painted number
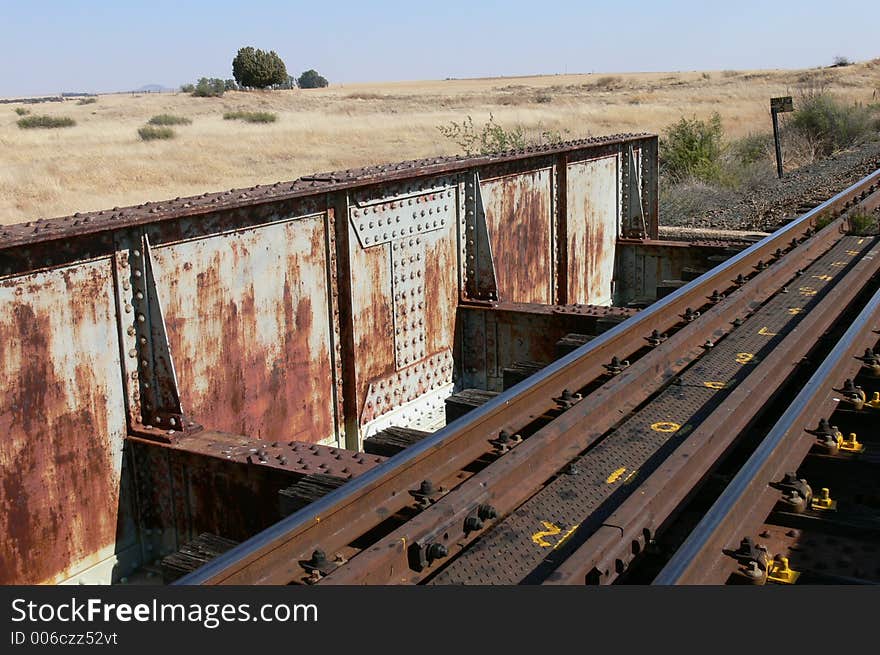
[[651, 421, 681, 433], [798, 287, 817, 296], [606, 467, 627, 484], [531, 521, 561, 547], [736, 352, 755, 365]]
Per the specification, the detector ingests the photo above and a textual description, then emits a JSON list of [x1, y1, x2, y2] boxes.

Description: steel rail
[[320, 223, 872, 584], [545, 235, 880, 585], [177, 170, 880, 585], [653, 281, 880, 585]]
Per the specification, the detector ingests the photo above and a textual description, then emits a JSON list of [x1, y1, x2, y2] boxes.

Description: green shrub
[[13, 107, 29, 116], [437, 114, 526, 155], [848, 211, 878, 235], [788, 94, 875, 156], [233, 47, 288, 89], [223, 110, 277, 123], [192, 78, 225, 97], [731, 133, 771, 166], [138, 125, 175, 140], [180, 83, 195, 93], [534, 94, 553, 104], [296, 69, 329, 89], [17, 115, 76, 129], [76, 97, 97, 105], [148, 114, 192, 126], [660, 112, 725, 183]]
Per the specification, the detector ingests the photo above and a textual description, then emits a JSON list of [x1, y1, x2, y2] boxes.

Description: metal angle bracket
[[463, 172, 499, 300], [622, 145, 646, 239], [113, 230, 201, 442]]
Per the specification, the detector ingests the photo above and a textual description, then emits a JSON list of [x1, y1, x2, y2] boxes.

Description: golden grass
[[2, 62, 879, 224]]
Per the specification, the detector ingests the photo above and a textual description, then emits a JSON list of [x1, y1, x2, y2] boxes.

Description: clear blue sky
[[0, 0, 877, 96]]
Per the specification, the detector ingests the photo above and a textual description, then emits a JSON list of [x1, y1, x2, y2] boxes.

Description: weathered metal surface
[[480, 167, 554, 304], [614, 240, 752, 305], [149, 213, 339, 446], [360, 350, 453, 426], [179, 171, 880, 585], [565, 156, 619, 304], [129, 432, 387, 561], [545, 236, 880, 585], [346, 178, 459, 447], [0, 260, 133, 584], [321, 233, 869, 585], [113, 230, 198, 442], [169, 432, 387, 479], [654, 291, 880, 585], [457, 302, 637, 390], [0, 135, 668, 585]]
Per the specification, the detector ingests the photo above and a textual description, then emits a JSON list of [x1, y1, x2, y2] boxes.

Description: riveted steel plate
[[0, 260, 131, 584], [350, 182, 457, 249], [360, 350, 454, 426], [149, 213, 340, 445], [391, 237, 428, 367]]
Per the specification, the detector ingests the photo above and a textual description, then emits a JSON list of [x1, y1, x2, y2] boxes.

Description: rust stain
[[566, 157, 617, 304], [347, 236, 394, 426], [0, 263, 125, 584], [157, 216, 336, 445], [482, 170, 552, 304], [423, 228, 458, 358]]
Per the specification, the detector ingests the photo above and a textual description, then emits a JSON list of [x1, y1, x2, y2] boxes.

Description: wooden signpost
[[770, 96, 794, 179]]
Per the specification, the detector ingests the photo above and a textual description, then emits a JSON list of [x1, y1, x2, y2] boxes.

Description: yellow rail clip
[[811, 487, 837, 511], [767, 556, 800, 584], [840, 432, 865, 453], [867, 392, 880, 409]]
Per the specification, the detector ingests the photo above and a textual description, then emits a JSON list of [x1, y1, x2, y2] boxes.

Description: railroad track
[[162, 169, 877, 585]]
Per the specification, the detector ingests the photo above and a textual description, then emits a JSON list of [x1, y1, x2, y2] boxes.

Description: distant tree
[[831, 55, 852, 67], [297, 69, 329, 89], [224, 79, 238, 91], [180, 83, 195, 93], [232, 47, 288, 89], [192, 78, 226, 97]]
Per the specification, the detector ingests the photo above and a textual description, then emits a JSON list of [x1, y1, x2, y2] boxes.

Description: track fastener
[[490, 430, 522, 454], [772, 472, 813, 514], [553, 388, 583, 409], [409, 479, 445, 508], [603, 357, 630, 376], [645, 330, 667, 346], [837, 378, 867, 409], [808, 418, 844, 455], [858, 348, 880, 376]]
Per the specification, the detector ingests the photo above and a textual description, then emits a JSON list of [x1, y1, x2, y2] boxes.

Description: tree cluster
[[232, 47, 289, 89], [231, 47, 329, 90]]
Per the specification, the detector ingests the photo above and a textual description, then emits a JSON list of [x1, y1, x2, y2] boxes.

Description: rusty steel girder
[[0, 135, 661, 585]]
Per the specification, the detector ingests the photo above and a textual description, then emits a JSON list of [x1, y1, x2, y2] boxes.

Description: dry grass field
[[2, 61, 879, 225]]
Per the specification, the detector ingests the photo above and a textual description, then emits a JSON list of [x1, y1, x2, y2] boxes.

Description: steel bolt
[[426, 543, 448, 561]]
